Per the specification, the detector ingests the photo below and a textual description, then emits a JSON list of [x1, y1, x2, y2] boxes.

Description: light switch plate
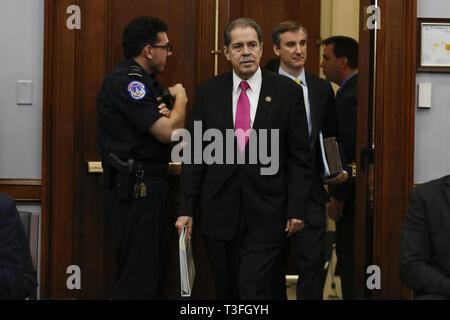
[[17, 80, 33, 105], [418, 83, 432, 109]]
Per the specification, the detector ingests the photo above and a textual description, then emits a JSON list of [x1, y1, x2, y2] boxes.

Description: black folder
[[319, 132, 343, 178]]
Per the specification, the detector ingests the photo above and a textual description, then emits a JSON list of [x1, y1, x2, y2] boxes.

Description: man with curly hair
[[97, 16, 187, 299]]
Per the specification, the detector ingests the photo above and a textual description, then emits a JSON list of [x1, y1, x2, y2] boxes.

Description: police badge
[[127, 81, 147, 100]]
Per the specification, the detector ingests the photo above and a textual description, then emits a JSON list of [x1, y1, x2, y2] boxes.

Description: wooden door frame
[[354, 0, 416, 299], [354, 0, 374, 299], [42, 0, 82, 299]]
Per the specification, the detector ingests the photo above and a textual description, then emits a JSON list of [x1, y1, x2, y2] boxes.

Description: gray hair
[[224, 18, 263, 47]]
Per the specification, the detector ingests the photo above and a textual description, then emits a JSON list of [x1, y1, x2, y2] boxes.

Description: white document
[[179, 227, 196, 297], [421, 23, 450, 67], [319, 130, 331, 177]]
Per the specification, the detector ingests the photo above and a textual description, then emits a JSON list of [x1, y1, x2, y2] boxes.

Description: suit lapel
[[220, 72, 234, 130], [252, 69, 274, 131], [306, 73, 319, 149]]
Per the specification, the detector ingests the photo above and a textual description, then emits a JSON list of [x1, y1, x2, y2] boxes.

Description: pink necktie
[[235, 81, 251, 153]]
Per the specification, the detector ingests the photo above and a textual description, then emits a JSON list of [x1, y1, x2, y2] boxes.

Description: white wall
[[0, 0, 44, 179], [415, 0, 450, 183], [0, 0, 44, 299]]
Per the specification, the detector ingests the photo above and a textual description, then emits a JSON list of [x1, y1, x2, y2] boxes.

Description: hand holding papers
[[175, 216, 193, 239], [179, 226, 196, 297]]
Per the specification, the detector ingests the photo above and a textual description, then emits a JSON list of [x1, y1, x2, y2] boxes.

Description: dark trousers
[[102, 175, 169, 300], [334, 197, 355, 300], [203, 206, 282, 300], [271, 200, 326, 300], [294, 222, 326, 299]]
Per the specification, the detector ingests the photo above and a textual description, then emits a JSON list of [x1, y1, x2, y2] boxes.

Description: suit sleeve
[[317, 82, 338, 174], [399, 188, 450, 298], [178, 85, 207, 217], [328, 91, 357, 201], [321, 82, 338, 138], [286, 86, 313, 220], [337, 94, 357, 165]]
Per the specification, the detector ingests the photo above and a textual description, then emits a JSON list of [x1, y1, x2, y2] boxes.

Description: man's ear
[[260, 42, 263, 58], [223, 45, 231, 61], [340, 57, 349, 70], [273, 44, 281, 57], [143, 45, 153, 60]]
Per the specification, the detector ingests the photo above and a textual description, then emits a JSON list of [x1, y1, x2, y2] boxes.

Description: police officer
[[97, 16, 187, 299]]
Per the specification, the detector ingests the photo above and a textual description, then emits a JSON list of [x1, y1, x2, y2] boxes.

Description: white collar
[[278, 66, 307, 86], [232, 67, 262, 93]]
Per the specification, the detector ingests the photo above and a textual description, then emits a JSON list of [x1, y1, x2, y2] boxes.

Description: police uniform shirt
[[97, 59, 170, 164]]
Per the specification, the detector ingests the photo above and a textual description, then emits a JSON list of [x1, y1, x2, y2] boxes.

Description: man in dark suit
[[321, 36, 359, 299], [400, 175, 450, 300], [0, 192, 37, 299], [270, 21, 346, 300], [175, 18, 313, 299]]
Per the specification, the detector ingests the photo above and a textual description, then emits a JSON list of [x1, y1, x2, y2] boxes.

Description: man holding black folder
[[270, 21, 347, 300], [321, 36, 359, 299]]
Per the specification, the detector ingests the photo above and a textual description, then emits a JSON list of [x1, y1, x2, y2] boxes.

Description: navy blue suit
[[0, 192, 37, 299]]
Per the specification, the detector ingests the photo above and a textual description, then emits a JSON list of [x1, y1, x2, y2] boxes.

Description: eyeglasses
[[151, 43, 173, 53]]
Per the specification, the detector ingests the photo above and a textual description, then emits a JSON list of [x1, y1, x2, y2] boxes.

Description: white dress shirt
[[232, 67, 262, 128], [278, 66, 312, 137]]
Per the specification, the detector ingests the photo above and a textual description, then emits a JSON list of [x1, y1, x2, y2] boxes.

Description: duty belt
[[133, 161, 168, 178], [102, 149, 168, 200]]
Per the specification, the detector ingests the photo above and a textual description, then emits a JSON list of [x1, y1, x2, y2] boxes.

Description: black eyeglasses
[[151, 43, 173, 52]]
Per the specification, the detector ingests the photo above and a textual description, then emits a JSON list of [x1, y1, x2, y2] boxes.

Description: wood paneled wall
[[0, 180, 42, 204]]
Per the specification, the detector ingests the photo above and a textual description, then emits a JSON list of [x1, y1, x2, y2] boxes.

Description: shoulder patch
[[127, 81, 147, 100]]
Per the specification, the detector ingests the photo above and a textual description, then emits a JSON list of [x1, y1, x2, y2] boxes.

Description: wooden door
[[199, 0, 321, 81], [354, 0, 375, 299], [42, 0, 199, 299], [353, 0, 417, 299], [42, 0, 322, 299], [230, 0, 321, 75], [369, 0, 416, 299]]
